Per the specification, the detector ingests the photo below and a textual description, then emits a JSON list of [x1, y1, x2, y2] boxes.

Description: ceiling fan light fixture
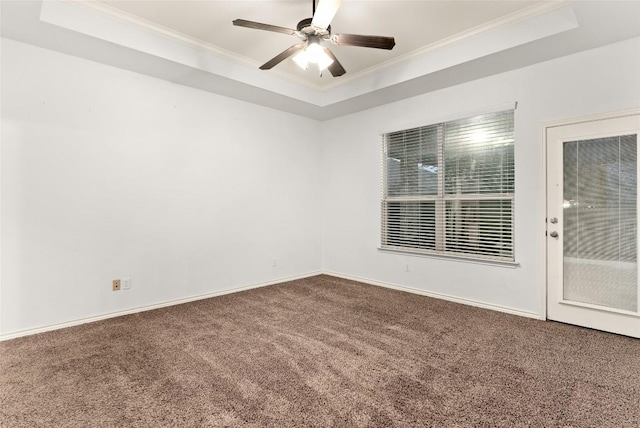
[[233, 0, 395, 77], [292, 49, 310, 70], [313, 46, 335, 71], [293, 42, 334, 71]]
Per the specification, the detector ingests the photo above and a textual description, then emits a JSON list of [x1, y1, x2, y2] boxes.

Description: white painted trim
[[0, 271, 322, 342], [541, 118, 549, 321], [320, 1, 571, 92], [70, 1, 280, 76], [377, 247, 519, 268], [73, 0, 568, 94], [324, 271, 541, 320], [544, 108, 640, 129], [0, 33, 4, 331], [62, 0, 575, 103], [39, 0, 322, 105], [0, 31, 3, 335], [70, 0, 321, 90], [319, 5, 577, 106], [377, 101, 517, 136], [1, 267, 549, 342], [559, 299, 640, 318], [542, 108, 640, 322]]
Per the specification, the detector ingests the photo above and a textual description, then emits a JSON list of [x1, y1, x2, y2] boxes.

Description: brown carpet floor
[[1, 274, 639, 427]]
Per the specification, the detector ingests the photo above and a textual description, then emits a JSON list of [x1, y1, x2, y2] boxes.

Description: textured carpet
[[1, 275, 639, 427]]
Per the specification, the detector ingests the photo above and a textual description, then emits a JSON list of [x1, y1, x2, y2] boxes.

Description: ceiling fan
[[232, 0, 396, 77]]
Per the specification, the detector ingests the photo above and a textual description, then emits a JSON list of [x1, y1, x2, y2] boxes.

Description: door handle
[[549, 231, 559, 238]]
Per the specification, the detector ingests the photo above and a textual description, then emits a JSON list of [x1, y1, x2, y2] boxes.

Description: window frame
[[380, 109, 516, 264]]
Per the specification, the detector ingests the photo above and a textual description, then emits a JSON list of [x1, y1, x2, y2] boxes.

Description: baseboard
[[0, 271, 322, 341], [1, 269, 541, 341], [323, 271, 542, 320]]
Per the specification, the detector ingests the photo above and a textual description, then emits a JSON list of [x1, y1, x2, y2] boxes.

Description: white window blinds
[[381, 110, 515, 262]]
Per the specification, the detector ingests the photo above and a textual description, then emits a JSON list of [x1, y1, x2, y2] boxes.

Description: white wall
[[321, 37, 640, 317], [2, 35, 639, 337], [1, 39, 322, 335]]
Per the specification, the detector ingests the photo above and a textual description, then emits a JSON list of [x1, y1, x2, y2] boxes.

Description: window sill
[[377, 247, 520, 268]]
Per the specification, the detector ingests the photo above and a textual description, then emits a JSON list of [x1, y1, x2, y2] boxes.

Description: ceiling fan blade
[[332, 34, 396, 50], [259, 44, 305, 70], [323, 47, 346, 77], [311, 0, 342, 31], [233, 19, 296, 35]]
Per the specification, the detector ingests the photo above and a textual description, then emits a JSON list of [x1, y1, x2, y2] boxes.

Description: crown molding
[[319, 0, 572, 91], [69, 0, 324, 90], [68, 0, 571, 94], [5, 0, 636, 120]]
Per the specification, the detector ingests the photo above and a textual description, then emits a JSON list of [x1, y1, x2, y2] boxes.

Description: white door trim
[[542, 108, 640, 323]]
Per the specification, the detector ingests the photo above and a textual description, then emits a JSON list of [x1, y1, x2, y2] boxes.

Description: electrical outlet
[[122, 278, 131, 290], [112, 279, 121, 291], [272, 258, 277, 267]]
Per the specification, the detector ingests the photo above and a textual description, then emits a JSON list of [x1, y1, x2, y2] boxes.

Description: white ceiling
[[96, 0, 539, 87], [2, 1, 640, 120]]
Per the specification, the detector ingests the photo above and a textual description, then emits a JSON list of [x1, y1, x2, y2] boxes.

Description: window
[[381, 110, 515, 262]]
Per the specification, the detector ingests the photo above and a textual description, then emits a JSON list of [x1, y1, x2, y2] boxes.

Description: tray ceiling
[[2, 1, 639, 120], [96, 0, 539, 87]]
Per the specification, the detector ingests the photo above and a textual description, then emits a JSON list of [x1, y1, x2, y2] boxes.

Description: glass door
[[547, 113, 640, 338]]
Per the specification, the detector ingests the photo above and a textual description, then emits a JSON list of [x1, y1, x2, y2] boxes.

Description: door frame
[[542, 108, 640, 323]]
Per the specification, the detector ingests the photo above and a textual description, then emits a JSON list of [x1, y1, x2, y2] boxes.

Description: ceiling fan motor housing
[[297, 18, 331, 36]]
